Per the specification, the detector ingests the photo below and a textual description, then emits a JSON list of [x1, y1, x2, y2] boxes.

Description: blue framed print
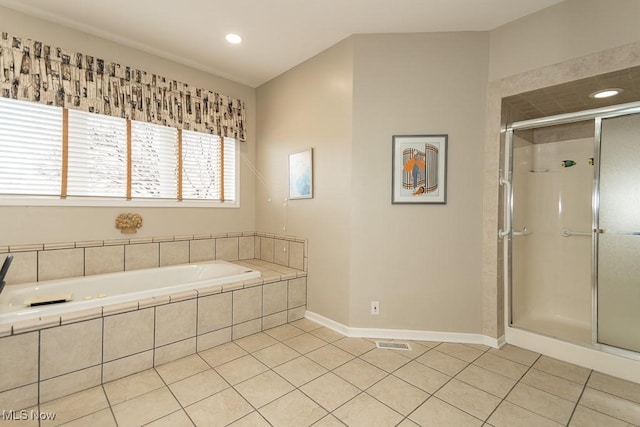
[[289, 148, 313, 199]]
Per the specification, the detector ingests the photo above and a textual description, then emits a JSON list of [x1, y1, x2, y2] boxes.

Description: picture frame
[[289, 148, 314, 199], [392, 134, 447, 204]]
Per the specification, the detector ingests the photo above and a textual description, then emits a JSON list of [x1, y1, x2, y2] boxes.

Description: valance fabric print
[[0, 32, 246, 140]]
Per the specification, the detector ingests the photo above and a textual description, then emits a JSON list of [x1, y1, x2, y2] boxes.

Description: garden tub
[[0, 260, 260, 324]]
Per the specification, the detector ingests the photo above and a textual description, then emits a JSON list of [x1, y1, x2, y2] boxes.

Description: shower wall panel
[[511, 136, 593, 342]]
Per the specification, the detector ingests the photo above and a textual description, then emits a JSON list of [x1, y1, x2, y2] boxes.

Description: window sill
[[0, 196, 240, 208]]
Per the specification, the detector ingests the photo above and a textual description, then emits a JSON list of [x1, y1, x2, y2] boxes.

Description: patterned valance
[[0, 32, 246, 141]]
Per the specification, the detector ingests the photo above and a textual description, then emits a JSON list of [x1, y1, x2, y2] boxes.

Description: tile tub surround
[[0, 232, 307, 286], [0, 259, 307, 410]]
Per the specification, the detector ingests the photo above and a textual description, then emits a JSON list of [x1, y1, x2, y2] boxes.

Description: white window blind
[[131, 121, 178, 199], [67, 109, 127, 197], [0, 97, 238, 206], [0, 98, 62, 195], [182, 130, 222, 200], [223, 136, 237, 202]]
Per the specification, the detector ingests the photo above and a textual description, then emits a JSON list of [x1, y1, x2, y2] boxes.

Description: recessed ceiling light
[[225, 34, 242, 44], [589, 88, 623, 99]]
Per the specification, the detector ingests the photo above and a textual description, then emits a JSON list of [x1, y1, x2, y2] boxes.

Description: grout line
[[37, 330, 41, 427], [566, 369, 592, 426], [138, 409, 190, 427], [194, 290, 200, 350], [230, 288, 235, 341], [81, 247, 85, 277], [153, 364, 199, 426], [151, 307, 157, 368], [100, 383, 119, 426], [100, 317, 105, 391], [482, 353, 541, 424]]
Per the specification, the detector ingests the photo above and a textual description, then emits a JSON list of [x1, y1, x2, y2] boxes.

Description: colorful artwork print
[[393, 135, 447, 204], [403, 148, 426, 192], [402, 144, 439, 195]]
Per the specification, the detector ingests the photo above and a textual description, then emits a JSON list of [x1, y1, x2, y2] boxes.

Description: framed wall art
[[392, 134, 447, 204], [289, 148, 313, 199]]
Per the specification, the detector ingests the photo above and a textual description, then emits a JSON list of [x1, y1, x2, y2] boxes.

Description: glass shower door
[[597, 113, 640, 353]]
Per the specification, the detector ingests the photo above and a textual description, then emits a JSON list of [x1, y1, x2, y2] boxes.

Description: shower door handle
[[498, 177, 512, 239]]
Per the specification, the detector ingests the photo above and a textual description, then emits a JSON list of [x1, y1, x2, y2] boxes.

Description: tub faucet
[[0, 255, 13, 295]]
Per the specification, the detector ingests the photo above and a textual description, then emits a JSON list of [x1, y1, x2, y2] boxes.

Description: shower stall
[[501, 101, 640, 359]]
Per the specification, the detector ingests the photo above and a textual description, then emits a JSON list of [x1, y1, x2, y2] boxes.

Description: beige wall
[[349, 33, 489, 331], [256, 33, 488, 332], [0, 6, 256, 245], [489, 0, 640, 81], [255, 39, 354, 325]]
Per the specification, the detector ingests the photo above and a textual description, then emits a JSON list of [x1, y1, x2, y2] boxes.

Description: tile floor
[[12, 319, 640, 427]]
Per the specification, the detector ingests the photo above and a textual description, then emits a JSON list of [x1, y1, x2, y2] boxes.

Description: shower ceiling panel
[[503, 66, 640, 122]]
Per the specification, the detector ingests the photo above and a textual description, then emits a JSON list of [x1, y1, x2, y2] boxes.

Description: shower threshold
[[512, 314, 592, 346]]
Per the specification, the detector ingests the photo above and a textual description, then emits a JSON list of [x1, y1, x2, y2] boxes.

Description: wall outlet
[[371, 301, 379, 315]]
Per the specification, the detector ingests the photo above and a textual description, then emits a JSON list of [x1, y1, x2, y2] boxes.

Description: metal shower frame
[[500, 100, 640, 359]]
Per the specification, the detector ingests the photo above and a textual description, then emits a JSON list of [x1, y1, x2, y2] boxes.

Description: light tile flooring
[[15, 319, 640, 427]]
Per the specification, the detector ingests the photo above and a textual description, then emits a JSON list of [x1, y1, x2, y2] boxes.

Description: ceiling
[[0, 0, 562, 87]]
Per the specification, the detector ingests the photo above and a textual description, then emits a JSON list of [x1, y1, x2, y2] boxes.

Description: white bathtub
[[0, 260, 260, 324]]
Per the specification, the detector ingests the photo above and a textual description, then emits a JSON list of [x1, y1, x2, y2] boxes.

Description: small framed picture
[[392, 134, 447, 204], [289, 148, 313, 199]]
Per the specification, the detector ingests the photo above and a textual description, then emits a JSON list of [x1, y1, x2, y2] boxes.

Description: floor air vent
[[375, 341, 412, 351]]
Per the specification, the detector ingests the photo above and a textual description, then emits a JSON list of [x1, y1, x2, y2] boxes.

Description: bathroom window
[[0, 96, 237, 206], [0, 98, 62, 196], [130, 121, 178, 199], [182, 130, 236, 202], [67, 109, 128, 198]]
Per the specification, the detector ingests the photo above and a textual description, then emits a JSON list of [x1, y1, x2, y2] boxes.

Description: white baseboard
[[304, 311, 503, 348]]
